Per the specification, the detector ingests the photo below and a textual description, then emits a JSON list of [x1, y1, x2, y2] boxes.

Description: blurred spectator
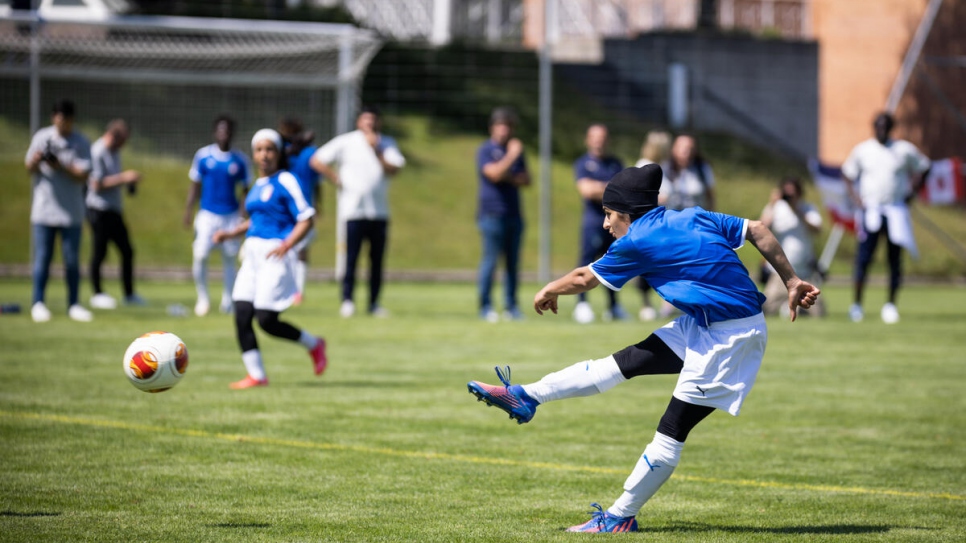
[[87, 119, 145, 310], [183, 115, 251, 317], [278, 117, 325, 305], [842, 112, 930, 324], [25, 99, 93, 323], [662, 133, 715, 211], [474, 107, 531, 322], [634, 130, 672, 321], [311, 105, 405, 318], [759, 177, 825, 318], [572, 123, 625, 324]]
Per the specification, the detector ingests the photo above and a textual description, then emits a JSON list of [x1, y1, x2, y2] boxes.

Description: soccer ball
[[122, 331, 189, 393]]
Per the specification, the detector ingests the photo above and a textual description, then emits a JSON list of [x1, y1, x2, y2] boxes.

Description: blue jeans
[[477, 214, 523, 311], [32, 223, 82, 307]]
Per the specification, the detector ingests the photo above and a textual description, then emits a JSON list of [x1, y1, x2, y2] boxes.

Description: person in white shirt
[[311, 105, 406, 318], [841, 112, 930, 324], [759, 177, 824, 317]]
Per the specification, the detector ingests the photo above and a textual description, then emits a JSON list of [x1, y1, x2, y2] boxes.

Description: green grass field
[[1, 278, 965, 542]]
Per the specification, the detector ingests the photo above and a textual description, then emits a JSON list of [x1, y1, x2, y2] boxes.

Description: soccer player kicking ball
[[213, 129, 328, 389], [468, 164, 820, 533]]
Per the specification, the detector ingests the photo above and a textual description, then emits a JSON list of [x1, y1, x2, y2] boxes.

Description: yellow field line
[[3, 410, 963, 502]]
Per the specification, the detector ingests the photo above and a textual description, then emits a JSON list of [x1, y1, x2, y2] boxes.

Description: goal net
[[0, 13, 382, 157]]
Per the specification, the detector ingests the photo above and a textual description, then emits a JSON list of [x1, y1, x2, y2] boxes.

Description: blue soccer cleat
[[566, 503, 638, 533], [467, 366, 539, 424]]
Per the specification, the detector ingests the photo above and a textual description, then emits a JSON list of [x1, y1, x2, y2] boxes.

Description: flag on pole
[[808, 159, 857, 233], [919, 157, 965, 205]]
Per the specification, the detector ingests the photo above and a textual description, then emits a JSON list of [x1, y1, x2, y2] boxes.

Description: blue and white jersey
[[244, 170, 316, 241], [289, 145, 320, 205], [189, 144, 251, 215], [590, 207, 765, 326], [574, 153, 623, 224]]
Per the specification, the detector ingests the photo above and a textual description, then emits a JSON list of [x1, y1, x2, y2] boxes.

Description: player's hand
[[364, 130, 380, 148], [534, 289, 558, 316], [266, 241, 292, 260], [786, 278, 820, 322], [506, 138, 523, 158]]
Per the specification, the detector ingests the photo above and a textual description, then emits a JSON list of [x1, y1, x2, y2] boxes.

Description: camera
[[40, 140, 58, 163]]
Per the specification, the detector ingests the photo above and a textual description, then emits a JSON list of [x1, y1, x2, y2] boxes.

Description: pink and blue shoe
[[467, 366, 539, 424], [566, 503, 638, 533]]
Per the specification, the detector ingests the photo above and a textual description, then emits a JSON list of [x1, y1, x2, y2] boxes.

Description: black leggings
[[613, 334, 715, 442], [234, 301, 301, 352]]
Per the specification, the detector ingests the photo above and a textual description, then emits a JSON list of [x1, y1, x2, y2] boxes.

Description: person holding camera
[[25, 99, 93, 323], [759, 177, 825, 318], [87, 119, 145, 310]]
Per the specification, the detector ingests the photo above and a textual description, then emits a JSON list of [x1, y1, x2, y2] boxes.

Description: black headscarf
[[602, 164, 663, 218]]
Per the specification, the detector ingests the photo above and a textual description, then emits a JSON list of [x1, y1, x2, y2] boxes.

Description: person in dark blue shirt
[[475, 107, 530, 322], [572, 124, 626, 324], [468, 164, 820, 532]]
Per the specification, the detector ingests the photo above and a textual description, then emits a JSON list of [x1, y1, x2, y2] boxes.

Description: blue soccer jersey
[[590, 207, 766, 326], [289, 145, 320, 205], [574, 153, 624, 222], [476, 139, 528, 218], [245, 170, 316, 241], [189, 144, 251, 215]]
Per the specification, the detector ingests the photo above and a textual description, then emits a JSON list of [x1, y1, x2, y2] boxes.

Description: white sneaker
[[194, 298, 210, 317], [480, 308, 499, 323], [123, 294, 146, 307], [849, 303, 864, 323], [68, 304, 93, 322], [340, 300, 355, 318], [639, 306, 657, 321], [31, 301, 52, 323], [369, 306, 390, 318], [573, 301, 595, 324], [219, 297, 234, 314], [881, 303, 900, 324], [90, 293, 117, 310]]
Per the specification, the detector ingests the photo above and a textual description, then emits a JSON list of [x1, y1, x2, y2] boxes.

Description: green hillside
[[2, 115, 964, 279]]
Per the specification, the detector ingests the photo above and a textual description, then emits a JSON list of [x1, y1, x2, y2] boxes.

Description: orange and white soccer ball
[[122, 331, 189, 393]]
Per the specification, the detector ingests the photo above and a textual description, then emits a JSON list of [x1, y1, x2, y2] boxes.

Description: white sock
[[222, 258, 237, 302], [298, 330, 318, 350], [241, 349, 266, 381], [295, 260, 307, 295], [192, 257, 209, 301], [608, 432, 684, 518], [521, 355, 626, 404]]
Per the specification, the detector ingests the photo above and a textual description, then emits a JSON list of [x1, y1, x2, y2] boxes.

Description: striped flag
[[808, 159, 857, 233]]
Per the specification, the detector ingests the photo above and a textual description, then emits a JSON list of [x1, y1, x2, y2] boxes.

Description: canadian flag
[[808, 159, 857, 233], [919, 157, 965, 205]]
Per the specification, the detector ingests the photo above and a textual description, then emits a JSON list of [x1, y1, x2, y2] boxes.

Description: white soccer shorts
[[293, 225, 317, 253], [654, 312, 767, 416], [232, 237, 298, 312], [193, 209, 243, 260]]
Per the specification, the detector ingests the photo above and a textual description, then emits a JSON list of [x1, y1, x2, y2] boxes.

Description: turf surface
[[1, 278, 964, 542]]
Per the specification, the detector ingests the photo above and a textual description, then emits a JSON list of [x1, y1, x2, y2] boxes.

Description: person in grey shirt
[[24, 100, 93, 323], [87, 119, 144, 310]]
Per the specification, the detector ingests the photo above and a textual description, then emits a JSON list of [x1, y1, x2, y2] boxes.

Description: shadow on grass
[[0, 510, 61, 517], [640, 522, 913, 535], [210, 522, 271, 529]]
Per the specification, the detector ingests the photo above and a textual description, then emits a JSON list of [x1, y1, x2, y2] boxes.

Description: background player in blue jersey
[[278, 117, 325, 305], [475, 106, 531, 322], [468, 164, 820, 533], [212, 129, 327, 390], [572, 123, 625, 324], [183, 115, 251, 317]]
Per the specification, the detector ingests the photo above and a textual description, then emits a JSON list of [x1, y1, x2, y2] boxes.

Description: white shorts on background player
[[193, 209, 243, 260], [232, 237, 298, 312], [653, 312, 767, 416]]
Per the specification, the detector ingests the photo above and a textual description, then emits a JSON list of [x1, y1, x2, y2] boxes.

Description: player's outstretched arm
[[534, 266, 600, 315], [745, 219, 820, 321]]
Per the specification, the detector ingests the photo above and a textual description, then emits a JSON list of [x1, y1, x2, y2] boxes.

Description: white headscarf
[[251, 128, 282, 151]]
